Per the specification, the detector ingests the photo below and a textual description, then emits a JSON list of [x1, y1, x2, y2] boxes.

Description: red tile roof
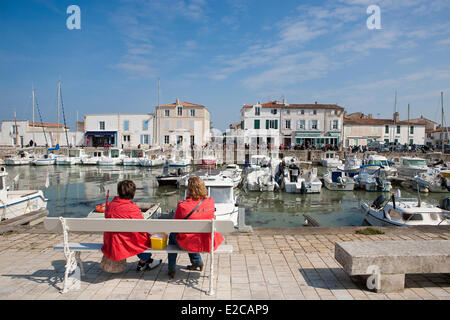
[[28, 122, 69, 129], [158, 101, 205, 108], [344, 118, 427, 126]]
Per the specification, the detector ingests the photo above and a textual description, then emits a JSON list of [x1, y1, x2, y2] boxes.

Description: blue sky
[[1, 0, 450, 130]]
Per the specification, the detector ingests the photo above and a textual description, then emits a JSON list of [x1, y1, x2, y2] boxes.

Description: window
[[12, 125, 18, 134], [330, 110, 335, 115], [123, 120, 129, 131], [409, 138, 414, 145], [123, 135, 130, 142], [255, 107, 260, 116], [283, 110, 290, 115], [164, 110, 170, 117], [190, 109, 196, 117], [254, 119, 260, 129], [177, 107, 183, 116], [99, 121, 105, 130], [266, 120, 278, 129], [208, 187, 232, 204], [141, 134, 150, 144], [311, 120, 318, 129], [385, 125, 389, 134], [271, 109, 277, 115], [190, 135, 195, 145], [397, 125, 401, 134], [285, 120, 291, 129], [143, 120, 149, 131], [297, 109, 305, 115], [410, 126, 414, 134], [332, 120, 339, 130], [164, 135, 170, 144], [297, 120, 305, 129]]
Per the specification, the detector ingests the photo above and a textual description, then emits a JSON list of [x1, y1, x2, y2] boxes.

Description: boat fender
[[95, 202, 109, 213]]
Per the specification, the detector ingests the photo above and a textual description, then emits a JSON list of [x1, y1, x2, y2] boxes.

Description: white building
[[84, 113, 155, 148], [0, 120, 82, 147]]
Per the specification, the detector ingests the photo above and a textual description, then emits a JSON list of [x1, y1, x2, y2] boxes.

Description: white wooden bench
[[44, 217, 234, 295]]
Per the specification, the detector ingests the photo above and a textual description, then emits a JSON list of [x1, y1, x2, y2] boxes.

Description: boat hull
[[0, 191, 48, 220]]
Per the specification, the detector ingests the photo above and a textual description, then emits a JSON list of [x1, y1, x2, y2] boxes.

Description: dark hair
[[117, 180, 136, 200]]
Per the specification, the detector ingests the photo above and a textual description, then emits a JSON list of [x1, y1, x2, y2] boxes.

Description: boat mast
[[57, 81, 61, 145], [14, 109, 18, 147], [442, 91, 444, 154], [408, 103, 410, 146], [32, 85, 35, 147]]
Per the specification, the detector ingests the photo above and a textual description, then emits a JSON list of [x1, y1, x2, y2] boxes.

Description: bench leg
[[75, 251, 85, 276], [377, 273, 405, 293]]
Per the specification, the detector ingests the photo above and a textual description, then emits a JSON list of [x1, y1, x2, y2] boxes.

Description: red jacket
[[175, 197, 224, 253], [101, 197, 151, 261]]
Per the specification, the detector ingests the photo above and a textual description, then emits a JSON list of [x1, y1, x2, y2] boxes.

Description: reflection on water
[[3, 165, 449, 228]]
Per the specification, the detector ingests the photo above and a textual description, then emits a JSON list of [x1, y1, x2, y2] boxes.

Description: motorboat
[[98, 148, 126, 166], [353, 165, 392, 192], [244, 166, 276, 192], [320, 151, 342, 168], [360, 191, 450, 226], [337, 155, 362, 177], [199, 149, 217, 166], [323, 169, 355, 191], [56, 148, 88, 165], [247, 155, 271, 172], [363, 154, 397, 178], [0, 166, 48, 220], [284, 167, 322, 194], [87, 201, 161, 219], [220, 164, 243, 188], [82, 150, 105, 165], [395, 157, 428, 178], [139, 153, 166, 167], [123, 149, 145, 166], [4, 151, 35, 166], [156, 164, 189, 186], [413, 168, 450, 193], [32, 153, 58, 166], [168, 151, 191, 167], [182, 173, 239, 226]]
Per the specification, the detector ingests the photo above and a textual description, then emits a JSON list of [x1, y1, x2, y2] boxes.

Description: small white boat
[[33, 153, 58, 166], [199, 149, 217, 166], [0, 166, 48, 220], [361, 191, 450, 226], [244, 167, 276, 192], [87, 202, 161, 219], [323, 169, 355, 191], [56, 148, 88, 165], [81, 151, 105, 165], [98, 148, 126, 166], [123, 149, 145, 166], [363, 154, 397, 178], [156, 165, 189, 186], [247, 155, 271, 172], [220, 164, 243, 188], [4, 151, 35, 166], [139, 153, 166, 167], [413, 168, 450, 193], [354, 165, 392, 192], [337, 155, 361, 177], [395, 157, 428, 178], [168, 151, 191, 167], [284, 167, 322, 194], [320, 151, 342, 168]]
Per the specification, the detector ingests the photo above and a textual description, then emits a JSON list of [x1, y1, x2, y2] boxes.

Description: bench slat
[[54, 243, 233, 254], [44, 217, 235, 233]]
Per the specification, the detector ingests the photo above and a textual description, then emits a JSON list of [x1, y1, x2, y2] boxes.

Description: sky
[[1, 0, 450, 131]]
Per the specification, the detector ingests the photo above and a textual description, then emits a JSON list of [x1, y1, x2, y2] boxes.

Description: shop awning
[[85, 131, 117, 136]]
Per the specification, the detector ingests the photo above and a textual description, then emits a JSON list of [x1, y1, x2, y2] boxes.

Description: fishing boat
[[353, 165, 392, 192], [360, 191, 450, 226], [156, 165, 189, 186], [284, 167, 322, 194], [320, 151, 342, 168], [87, 201, 161, 219], [56, 148, 88, 165], [413, 168, 450, 193], [168, 151, 191, 167], [81, 151, 105, 165], [244, 167, 276, 192], [4, 151, 35, 166], [323, 169, 355, 191], [98, 148, 126, 166], [363, 154, 397, 178], [220, 164, 243, 188], [139, 153, 166, 167], [122, 149, 145, 166], [337, 155, 362, 177], [0, 166, 48, 220], [182, 173, 239, 226], [395, 157, 428, 178]]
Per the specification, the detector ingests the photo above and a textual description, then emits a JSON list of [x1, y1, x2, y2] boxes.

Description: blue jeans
[[137, 252, 152, 262], [168, 233, 202, 272]]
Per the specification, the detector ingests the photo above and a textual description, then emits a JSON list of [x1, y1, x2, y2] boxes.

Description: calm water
[[3, 165, 448, 228]]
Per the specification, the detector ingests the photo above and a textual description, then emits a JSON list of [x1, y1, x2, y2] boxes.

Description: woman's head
[[187, 176, 207, 199], [117, 180, 136, 200]]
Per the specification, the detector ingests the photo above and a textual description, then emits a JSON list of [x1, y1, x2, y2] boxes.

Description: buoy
[[95, 202, 108, 213]]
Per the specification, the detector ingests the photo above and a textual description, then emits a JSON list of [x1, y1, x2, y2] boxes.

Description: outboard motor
[[442, 177, 450, 191], [439, 198, 450, 210], [300, 181, 307, 194], [375, 176, 383, 190], [372, 195, 385, 209]]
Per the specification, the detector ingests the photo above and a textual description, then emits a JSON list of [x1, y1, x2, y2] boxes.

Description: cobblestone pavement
[[0, 227, 449, 300]]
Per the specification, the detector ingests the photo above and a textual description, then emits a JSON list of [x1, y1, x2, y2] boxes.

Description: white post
[[208, 219, 215, 296]]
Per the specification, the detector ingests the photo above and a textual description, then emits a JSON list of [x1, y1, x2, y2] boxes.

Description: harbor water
[[3, 165, 448, 228]]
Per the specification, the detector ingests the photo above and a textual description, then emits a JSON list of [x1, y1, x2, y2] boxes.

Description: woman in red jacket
[[168, 176, 224, 279], [101, 180, 162, 272]]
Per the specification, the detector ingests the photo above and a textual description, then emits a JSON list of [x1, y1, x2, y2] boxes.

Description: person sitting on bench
[[167, 176, 224, 279], [101, 180, 162, 273]]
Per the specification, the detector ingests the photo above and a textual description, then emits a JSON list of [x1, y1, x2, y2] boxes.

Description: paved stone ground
[[0, 226, 449, 300]]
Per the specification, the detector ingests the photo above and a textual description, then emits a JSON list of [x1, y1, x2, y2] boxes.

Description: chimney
[[368, 114, 372, 119], [283, 98, 287, 106], [394, 112, 399, 123], [314, 101, 318, 105], [176, 98, 180, 105]]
